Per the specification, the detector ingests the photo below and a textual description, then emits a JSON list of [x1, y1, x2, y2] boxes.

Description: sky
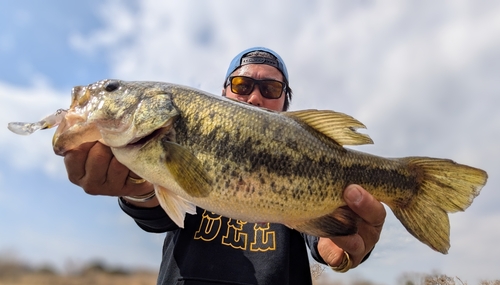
[[0, 0, 499, 284]]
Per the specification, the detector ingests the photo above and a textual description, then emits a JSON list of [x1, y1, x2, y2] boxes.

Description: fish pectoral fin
[[161, 140, 212, 198], [283, 110, 373, 146], [288, 207, 358, 238], [155, 185, 197, 228]]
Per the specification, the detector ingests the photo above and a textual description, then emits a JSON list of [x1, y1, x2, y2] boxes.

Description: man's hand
[[318, 184, 386, 269], [63, 141, 158, 207]]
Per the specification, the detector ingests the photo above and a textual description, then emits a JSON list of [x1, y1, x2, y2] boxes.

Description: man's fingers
[[318, 238, 345, 267], [63, 141, 97, 184], [61, 141, 156, 200], [106, 156, 130, 187], [333, 184, 386, 265], [343, 184, 386, 227], [84, 142, 114, 186], [328, 234, 365, 267]]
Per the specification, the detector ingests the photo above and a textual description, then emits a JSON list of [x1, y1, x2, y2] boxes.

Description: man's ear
[[221, 89, 226, 97]]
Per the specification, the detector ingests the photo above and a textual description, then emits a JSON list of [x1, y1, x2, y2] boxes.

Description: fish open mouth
[[127, 125, 173, 148]]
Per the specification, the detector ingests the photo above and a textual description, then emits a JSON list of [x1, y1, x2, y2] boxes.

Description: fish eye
[[104, 80, 120, 92]]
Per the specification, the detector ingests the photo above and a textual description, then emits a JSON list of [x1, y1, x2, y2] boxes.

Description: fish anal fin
[[155, 185, 197, 228], [161, 140, 212, 198], [284, 110, 373, 146], [289, 207, 358, 238]]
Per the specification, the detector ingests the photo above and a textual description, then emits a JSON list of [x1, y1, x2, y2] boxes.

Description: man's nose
[[246, 87, 263, 107]]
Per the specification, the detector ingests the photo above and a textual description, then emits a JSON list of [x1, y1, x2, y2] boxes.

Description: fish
[[8, 79, 487, 254]]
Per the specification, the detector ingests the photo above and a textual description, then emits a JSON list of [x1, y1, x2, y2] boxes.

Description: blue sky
[[1, 0, 499, 284], [0, 0, 111, 88]]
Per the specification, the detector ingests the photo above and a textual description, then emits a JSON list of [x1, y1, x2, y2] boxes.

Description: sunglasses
[[225, 76, 286, 99]]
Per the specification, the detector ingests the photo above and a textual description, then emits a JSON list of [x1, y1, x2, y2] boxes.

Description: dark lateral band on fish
[[8, 79, 488, 254], [176, 114, 419, 207]]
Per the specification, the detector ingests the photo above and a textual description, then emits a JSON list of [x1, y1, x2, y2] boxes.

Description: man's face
[[224, 64, 286, 112]]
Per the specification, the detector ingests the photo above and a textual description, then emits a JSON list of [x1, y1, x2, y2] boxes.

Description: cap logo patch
[[241, 57, 279, 69]]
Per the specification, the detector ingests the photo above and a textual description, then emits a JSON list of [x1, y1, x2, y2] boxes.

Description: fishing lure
[[7, 109, 67, 135]]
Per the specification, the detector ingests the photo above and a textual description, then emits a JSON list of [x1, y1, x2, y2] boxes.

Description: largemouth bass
[[9, 79, 487, 254]]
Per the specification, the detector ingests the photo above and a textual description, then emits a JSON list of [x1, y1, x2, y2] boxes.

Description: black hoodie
[[119, 199, 325, 285]]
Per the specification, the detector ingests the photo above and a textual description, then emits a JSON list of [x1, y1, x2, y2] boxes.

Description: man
[[63, 47, 386, 284]]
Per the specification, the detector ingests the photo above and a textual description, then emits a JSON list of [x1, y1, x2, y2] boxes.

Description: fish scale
[[173, 97, 333, 205]]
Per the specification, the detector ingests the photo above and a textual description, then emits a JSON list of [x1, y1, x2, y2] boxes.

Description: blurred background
[[0, 0, 499, 284]]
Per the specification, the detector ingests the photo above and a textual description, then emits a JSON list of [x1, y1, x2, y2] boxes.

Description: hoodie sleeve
[[302, 234, 325, 264], [118, 197, 179, 233]]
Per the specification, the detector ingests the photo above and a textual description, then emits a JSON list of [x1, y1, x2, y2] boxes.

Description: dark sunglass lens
[[260, 81, 284, 99], [231, 77, 254, 95]]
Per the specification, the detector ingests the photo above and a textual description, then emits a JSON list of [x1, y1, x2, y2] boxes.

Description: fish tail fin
[[390, 157, 487, 254]]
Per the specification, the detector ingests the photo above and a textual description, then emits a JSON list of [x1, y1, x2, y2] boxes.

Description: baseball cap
[[224, 47, 289, 83]]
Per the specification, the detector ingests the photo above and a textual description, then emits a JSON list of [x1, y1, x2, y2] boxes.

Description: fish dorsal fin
[[155, 185, 197, 228], [283, 110, 373, 146]]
